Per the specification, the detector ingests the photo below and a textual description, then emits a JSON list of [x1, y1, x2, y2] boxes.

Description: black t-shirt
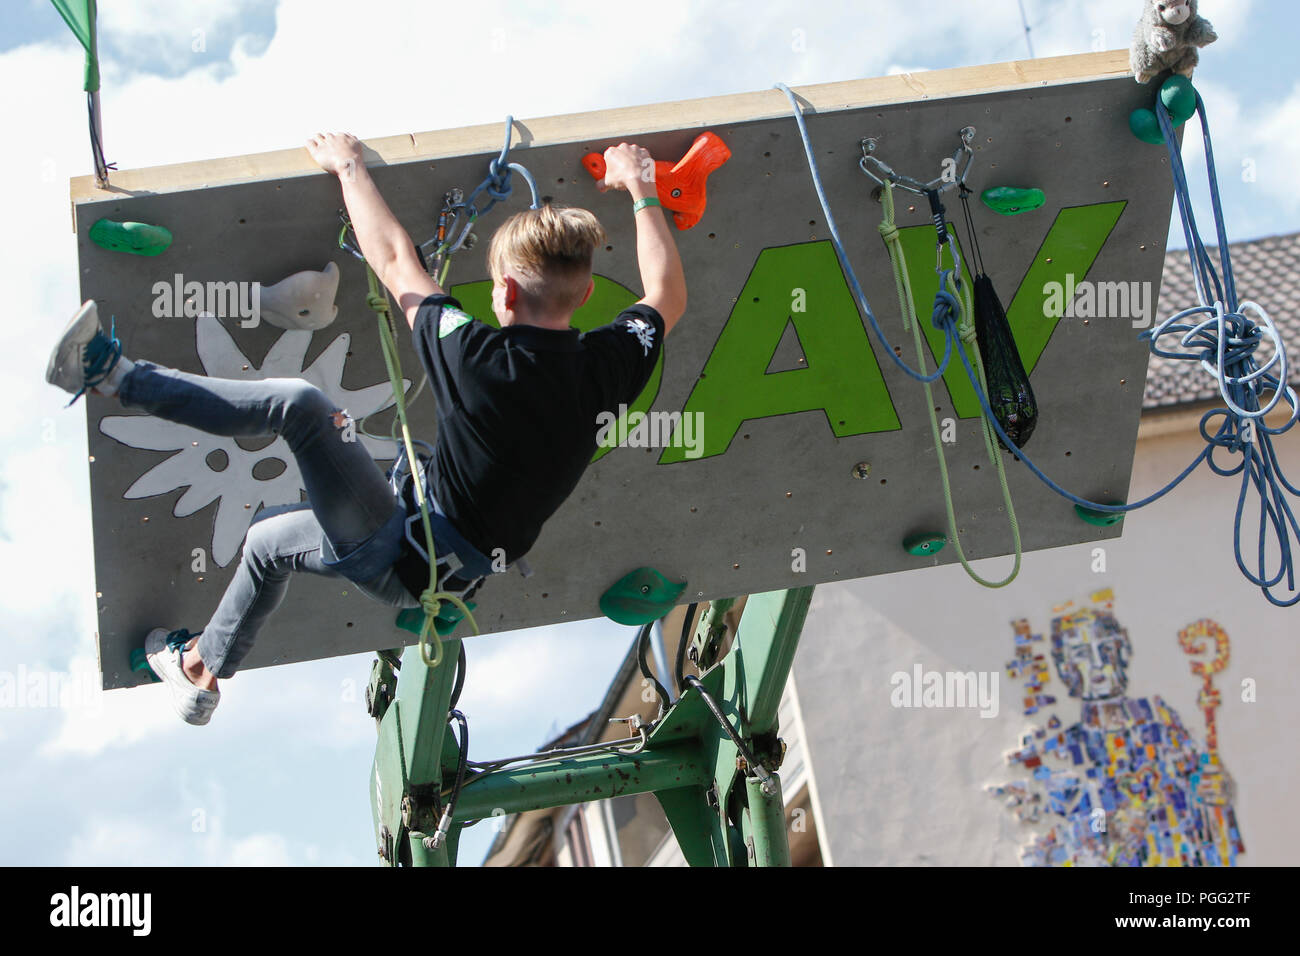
[[410, 294, 665, 565]]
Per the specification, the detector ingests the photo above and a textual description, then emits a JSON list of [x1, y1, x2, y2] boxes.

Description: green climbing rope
[[878, 181, 1022, 588], [359, 259, 479, 667]]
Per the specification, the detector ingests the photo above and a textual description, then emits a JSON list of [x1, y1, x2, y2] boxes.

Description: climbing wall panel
[[70, 51, 1176, 687]]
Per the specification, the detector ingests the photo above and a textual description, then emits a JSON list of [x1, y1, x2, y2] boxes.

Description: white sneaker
[[46, 300, 130, 400], [144, 628, 220, 726]]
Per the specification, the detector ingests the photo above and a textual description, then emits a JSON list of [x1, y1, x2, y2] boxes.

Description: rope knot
[[486, 158, 513, 201], [878, 221, 900, 243], [365, 292, 388, 314], [931, 288, 961, 335], [419, 588, 443, 619]]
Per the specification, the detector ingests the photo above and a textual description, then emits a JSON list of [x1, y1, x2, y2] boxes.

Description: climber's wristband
[[633, 196, 662, 213]]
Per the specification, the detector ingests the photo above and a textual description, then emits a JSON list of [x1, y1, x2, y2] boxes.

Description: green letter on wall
[[899, 201, 1127, 417], [659, 241, 900, 464]]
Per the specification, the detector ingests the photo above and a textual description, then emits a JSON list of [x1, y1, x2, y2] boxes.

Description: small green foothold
[[130, 647, 160, 683], [89, 219, 173, 257], [600, 566, 686, 626], [395, 602, 478, 638], [395, 608, 424, 636], [1160, 75, 1197, 126], [981, 187, 1046, 216], [1074, 502, 1125, 527], [903, 532, 947, 556], [433, 600, 476, 638], [1131, 77, 1197, 146], [1129, 108, 1164, 145]]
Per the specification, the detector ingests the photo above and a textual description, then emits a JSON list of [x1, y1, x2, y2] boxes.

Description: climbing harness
[[879, 180, 1021, 588], [386, 437, 493, 615], [777, 80, 1300, 606]]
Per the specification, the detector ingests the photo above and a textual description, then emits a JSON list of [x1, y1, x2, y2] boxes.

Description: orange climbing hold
[[582, 131, 731, 230]]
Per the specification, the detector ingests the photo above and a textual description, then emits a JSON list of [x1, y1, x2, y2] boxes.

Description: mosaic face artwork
[[988, 589, 1245, 867]]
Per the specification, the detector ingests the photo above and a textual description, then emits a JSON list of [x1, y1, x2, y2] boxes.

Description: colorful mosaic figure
[[989, 590, 1245, 866]]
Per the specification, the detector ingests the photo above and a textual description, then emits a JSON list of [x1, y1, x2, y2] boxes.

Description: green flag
[[50, 0, 99, 92]]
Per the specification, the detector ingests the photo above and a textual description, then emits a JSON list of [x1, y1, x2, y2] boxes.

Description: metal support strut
[[368, 587, 815, 866]]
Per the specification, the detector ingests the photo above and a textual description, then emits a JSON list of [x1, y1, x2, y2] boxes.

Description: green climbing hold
[[1074, 502, 1125, 527], [395, 608, 423, 636], [432, 600, 476, 638], [129, 647, 160, 683], [390, 613, 421, 634], [599, 566, 686, 626], [903, 532, 947, 557], [395, 602, 478, 639], [1160, 75, 1197, 126], [1129, 108, 1164, 145], [1130, 77, 1198, 146], [89, 218, 173, 256], [980, 187, 1046, 216]]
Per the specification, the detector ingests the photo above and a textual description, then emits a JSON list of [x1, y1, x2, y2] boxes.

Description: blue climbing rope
[[776, 80, 1300, 606], [1151, 92, 1300, 606], [439, 115, 542, 258], [775, 83, 952, 384]]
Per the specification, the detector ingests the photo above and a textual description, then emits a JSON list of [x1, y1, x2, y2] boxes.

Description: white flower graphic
[[99, 316, 404, 567], [624, 316, 655, 355]]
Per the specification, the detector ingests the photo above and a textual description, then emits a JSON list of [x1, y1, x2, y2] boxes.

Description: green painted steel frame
[[369, 586, 814, 866]]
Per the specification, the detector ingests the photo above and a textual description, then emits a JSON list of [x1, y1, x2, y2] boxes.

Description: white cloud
[[96, 0, 270, 74], [62, 813, 353, 866], [57, 769, 368, 865], [1252, 80, 1300, 215], [97, 0, 267, 39], [458, 620, 638, 720], [39, 660, 182, 757], [225, 832, 296, 866], [0, 445, 96, 624], [1193, 0, 1256, 47], [210, 653, 381, 751]]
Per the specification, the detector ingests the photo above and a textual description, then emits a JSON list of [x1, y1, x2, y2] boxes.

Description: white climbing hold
[[259, 261, 340, 330]]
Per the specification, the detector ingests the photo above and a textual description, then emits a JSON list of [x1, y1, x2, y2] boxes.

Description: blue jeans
[[118, 362, 417, 678]]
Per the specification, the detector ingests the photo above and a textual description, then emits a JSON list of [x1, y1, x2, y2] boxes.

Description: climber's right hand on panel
[[306, 132, 365, 181]]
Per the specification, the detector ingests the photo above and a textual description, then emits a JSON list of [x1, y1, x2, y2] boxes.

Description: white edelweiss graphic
[[99, 316, 405, 567], [624, 316, 655, 355]]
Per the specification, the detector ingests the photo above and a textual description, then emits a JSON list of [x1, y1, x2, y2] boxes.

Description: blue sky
[[0, 0, 1294, 867]]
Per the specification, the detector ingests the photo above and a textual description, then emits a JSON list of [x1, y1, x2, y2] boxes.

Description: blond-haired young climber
[[44, 133, 686, 724]]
